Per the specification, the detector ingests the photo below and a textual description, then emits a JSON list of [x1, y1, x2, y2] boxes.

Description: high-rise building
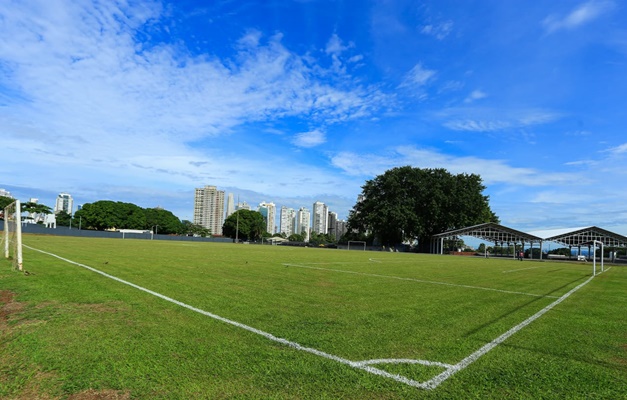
[[258, 202, 276, 234], [237, 201, 251, 210], [54, 193, 74, 214], [312, 201, 328, 234], [335, 219, 348, 240], [226, 193, 235, 219], [279, 206, 296, 236], [327, 211, 338, 238], [297, 207, 311, 242], [193, 185, 225, 235]]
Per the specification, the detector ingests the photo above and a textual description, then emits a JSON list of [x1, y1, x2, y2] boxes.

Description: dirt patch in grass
[[1, 290, 25, 331]]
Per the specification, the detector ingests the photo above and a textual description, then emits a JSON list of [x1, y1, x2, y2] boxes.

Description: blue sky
[[1, 0, 627, 234]]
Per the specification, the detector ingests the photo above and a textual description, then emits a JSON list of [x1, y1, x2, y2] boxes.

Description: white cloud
[[421, 21, 453, 40], [0, 0, 394, 219], [292, 130, 326, 148], [441, 109, 561, 132], [331, 146, 579, 187], [348, 54, 364, 63], [0, 1, 389, 142], [399, 63, 436, 88], [543, 1, 613, 33], [325, 33, 352, 55], [463, 90, 487, 103], [604, 142, 627, 155], [443, 119, 512, 132], [330, 145, 627, 230], [330, 152, 398, 176]]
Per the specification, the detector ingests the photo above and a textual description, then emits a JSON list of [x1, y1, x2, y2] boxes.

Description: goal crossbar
[[347, 240, 366, 251]]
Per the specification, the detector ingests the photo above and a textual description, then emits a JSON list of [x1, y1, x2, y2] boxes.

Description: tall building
[[258, 202, 276, 235], [336, 219, 348, 240], [237, 201, 251, 211], [193, 185, 225, 235], [312, 201, 328, 234], [54, 193, 74, 214], [297, 207, 311, 242], [225, 193, 235, 219], [279, 206, 296, 236], [327, 211, 338, 239]]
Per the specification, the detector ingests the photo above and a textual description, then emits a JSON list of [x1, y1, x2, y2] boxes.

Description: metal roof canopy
[[535, 226, 627, 248], [432, 222, 542, 244], [430, 223, 544, 257], [431, 223, 627, 256]]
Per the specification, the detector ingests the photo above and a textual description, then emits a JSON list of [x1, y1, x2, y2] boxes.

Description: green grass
[[1, 234, 625, 399]]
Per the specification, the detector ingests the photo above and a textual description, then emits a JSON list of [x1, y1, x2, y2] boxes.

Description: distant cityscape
[[1, 186, 349, 242], [193, 185, 348, 241]]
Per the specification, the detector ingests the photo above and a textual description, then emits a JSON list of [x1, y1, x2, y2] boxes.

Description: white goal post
[[347, 240, 366, 251], [2, 200, 23, 271]]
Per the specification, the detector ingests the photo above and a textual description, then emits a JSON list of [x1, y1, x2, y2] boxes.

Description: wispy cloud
[[331, 146, 578, 186], [325, 33, 352, 55], [603, 142, 627, 155], [463, 90, 487, 103], [421, 21, 453, 40], [399, 63, 436, 88], [441, 109, 561, 132], [292, 130, 326, 148], [543, 1, 614, 33]]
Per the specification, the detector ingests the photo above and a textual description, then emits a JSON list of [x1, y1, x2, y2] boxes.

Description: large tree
[[347, 166, 498, 252], [74, 201, 184, 233], [222, 210, 266, 242], [0, 196, 14, 211]]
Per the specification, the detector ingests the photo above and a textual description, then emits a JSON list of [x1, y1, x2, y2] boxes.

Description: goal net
[[2, 200, 23, 271], [347, 240, 366, 251]]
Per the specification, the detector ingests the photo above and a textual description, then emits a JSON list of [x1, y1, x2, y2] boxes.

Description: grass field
[[1, 235, 625, 399]]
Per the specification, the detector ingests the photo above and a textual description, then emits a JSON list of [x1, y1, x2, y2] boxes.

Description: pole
[[592, 240, 604, 276], [15, 200, 23, 271], [235, 195, 240, 243]]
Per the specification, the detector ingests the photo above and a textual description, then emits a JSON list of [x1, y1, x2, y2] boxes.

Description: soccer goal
[[2, 200, 23, 271], [347, 240, 366, 251]]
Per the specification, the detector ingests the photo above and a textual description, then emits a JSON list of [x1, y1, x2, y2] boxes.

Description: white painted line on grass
[[283, 263, 559, 299], [356, 358, 453, 369], [421, 273, 599, 389], [502, 266, 545, 273], [27, 245, 602, 391], [25, 246, 438, 389]]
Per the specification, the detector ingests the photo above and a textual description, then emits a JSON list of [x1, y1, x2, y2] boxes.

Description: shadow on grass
[[463, 275, 588, 338]]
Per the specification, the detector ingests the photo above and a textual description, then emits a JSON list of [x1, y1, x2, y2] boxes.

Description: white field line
[[283, 263, 559, 299], [421, 272, 600, 389], [25, 246, 438, 389], [502, 266, 546, 273], [27, 245, 603, 391]]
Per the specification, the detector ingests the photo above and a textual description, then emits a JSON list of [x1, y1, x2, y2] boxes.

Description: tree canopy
[[347, 166, 499, 252], [21, 201, 53, 215], [222, 210, 266, 242], [0, 196, 14, 211], [74, 201, 184, 234]]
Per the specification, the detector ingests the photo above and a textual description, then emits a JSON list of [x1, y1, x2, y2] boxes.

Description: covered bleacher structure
[[431, 223, 627, 260]]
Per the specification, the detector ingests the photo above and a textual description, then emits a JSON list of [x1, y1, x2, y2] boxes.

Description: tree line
[[2, 166, 505, 251]]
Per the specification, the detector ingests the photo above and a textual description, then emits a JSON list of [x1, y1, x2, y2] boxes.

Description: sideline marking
[[26, 245, 600, 390], [421, 273, 598, 389], [283, 263, 559, 299], [502, 266, 545, 273]]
